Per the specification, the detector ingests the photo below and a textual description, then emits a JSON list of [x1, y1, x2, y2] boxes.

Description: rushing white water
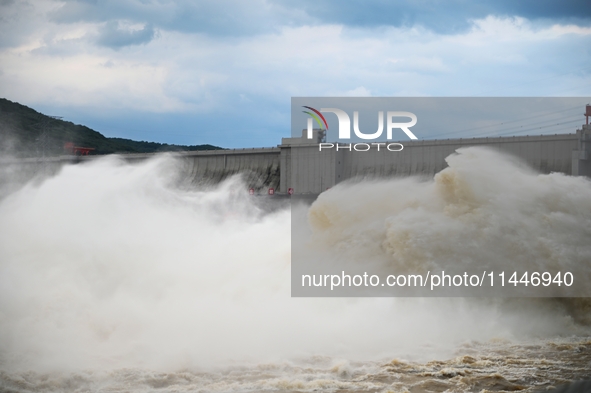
[[306, 147, 591, 296], [0, 149, 589, 380]]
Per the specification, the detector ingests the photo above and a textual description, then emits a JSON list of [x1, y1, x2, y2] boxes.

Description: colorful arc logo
[[302, 106, 329, 130]]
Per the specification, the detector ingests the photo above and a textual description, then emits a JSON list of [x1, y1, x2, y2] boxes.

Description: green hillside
[[0, 98, 222, 157]]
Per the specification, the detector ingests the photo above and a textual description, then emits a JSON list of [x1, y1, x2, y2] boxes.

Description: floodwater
[[0, 148, 590, 392]]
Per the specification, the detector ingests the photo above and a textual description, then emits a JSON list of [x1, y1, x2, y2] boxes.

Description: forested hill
[[0, 98, 222, 157]]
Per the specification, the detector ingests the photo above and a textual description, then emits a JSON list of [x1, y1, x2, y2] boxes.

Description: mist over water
[[307, 147, 591, 297], [0, 149, 590, 382]]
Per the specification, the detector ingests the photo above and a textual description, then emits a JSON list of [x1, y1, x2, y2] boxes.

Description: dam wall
[[177, 148, 280, 190], [0, 148, 281, 196], [1, 125, 590, 196], [280, 128, 591, 194], [118, 148, 282, 190]]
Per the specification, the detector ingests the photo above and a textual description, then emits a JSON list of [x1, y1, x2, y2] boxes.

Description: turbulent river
[[0, 148, 590, 392]]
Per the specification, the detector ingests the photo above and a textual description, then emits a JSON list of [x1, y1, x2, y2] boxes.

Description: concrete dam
[[2, 124, 590, 195]]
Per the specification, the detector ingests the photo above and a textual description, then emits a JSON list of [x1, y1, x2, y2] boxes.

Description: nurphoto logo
[[302, 106, 418, 151]]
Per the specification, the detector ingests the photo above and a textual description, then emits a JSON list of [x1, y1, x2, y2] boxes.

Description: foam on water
[[0, 149, 589, 375]]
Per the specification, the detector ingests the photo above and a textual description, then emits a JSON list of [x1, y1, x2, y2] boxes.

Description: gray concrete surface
[[280, 124, 591, 194]]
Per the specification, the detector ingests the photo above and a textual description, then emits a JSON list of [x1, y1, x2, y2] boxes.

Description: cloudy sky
[[1, 0, 590, 148]]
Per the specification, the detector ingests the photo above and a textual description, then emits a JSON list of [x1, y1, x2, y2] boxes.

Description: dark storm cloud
[[95, 21, 156, 49], [272, 0, 591, 34], [48, 0, 303, 36], [49, 0, 158, 25], [47, 0, 591, 39]]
